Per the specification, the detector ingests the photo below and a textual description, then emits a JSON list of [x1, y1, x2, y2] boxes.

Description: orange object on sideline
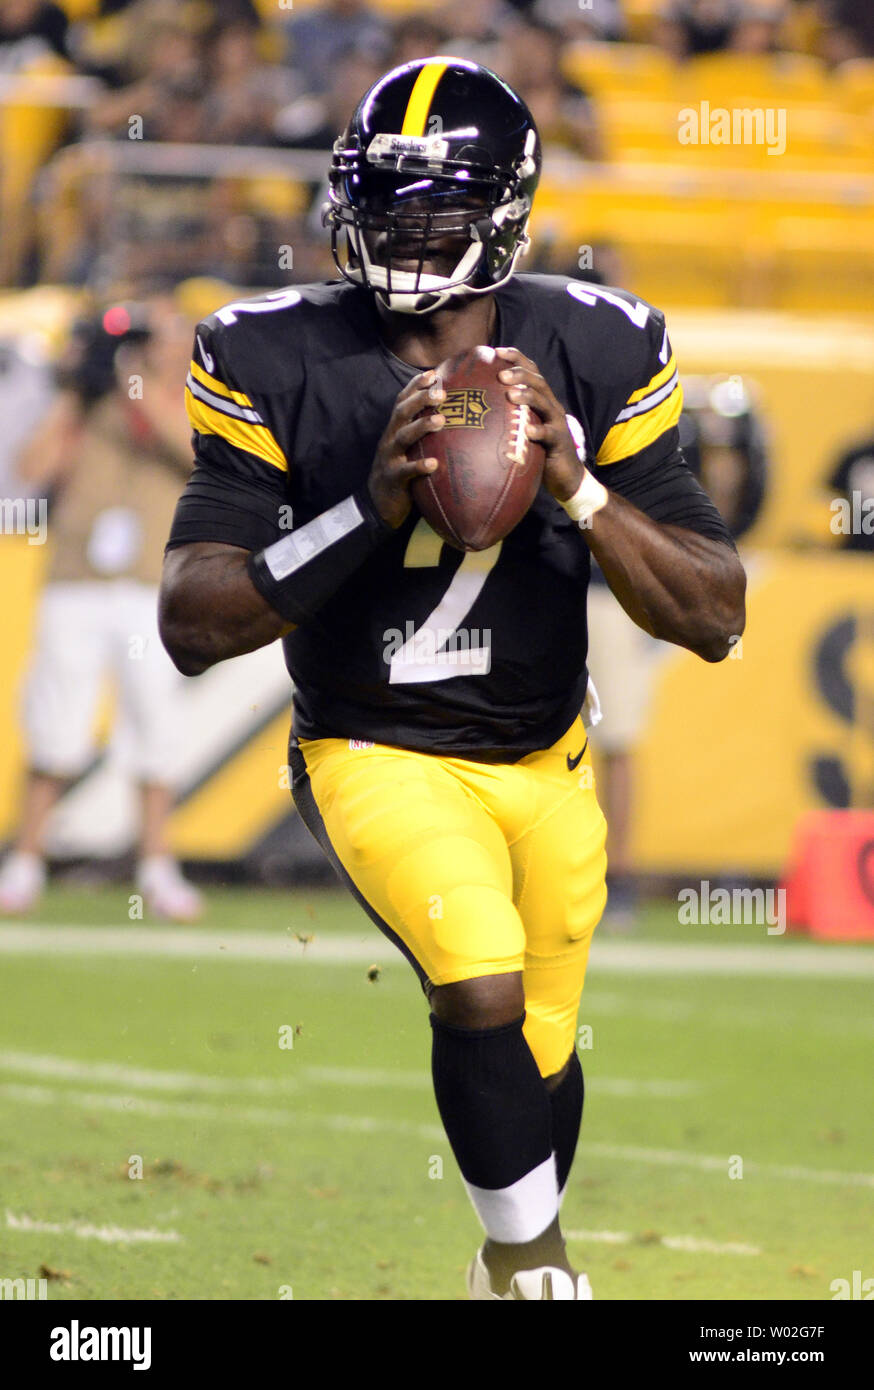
[[781, 811, 874, 940]]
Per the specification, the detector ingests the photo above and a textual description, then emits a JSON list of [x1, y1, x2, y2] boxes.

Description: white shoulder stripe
[[615, 369, 679, 423], [186, 373, 264, 425]]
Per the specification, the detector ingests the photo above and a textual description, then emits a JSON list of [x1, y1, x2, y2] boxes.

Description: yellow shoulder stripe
[[185, 387, 287, 473], [189, 358, 255, 410], [401, 60, 449, 136], [626, 353, 676, 406], [597, 381, 684, 467]]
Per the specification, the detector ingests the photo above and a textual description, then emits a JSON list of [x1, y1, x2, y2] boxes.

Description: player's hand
[[495, 347, 585, 503], [368, 371, 446, 528]]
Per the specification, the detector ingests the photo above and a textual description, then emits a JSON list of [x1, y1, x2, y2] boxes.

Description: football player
[[159, 57, 746, 1300]]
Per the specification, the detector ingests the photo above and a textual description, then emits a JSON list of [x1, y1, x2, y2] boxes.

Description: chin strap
[[341, 211, 532, 315]]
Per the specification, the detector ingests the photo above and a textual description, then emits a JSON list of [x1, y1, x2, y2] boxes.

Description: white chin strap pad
[[346, 226, 486, 315]]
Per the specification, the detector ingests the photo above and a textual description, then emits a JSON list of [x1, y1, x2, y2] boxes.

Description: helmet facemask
[[324, 128, 538, 313]]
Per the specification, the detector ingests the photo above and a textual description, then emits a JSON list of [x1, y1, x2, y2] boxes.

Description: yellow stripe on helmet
[[401, 59, 450, 137]]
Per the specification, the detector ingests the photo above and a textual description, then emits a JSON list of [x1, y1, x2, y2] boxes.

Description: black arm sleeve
[[165, 460, 286, 554], [591, 434, 737, 549]]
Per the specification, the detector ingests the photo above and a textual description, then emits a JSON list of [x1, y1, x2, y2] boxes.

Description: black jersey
[[166, 273, 733, 756]]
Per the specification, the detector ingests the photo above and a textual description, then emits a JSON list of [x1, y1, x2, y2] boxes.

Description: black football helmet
[[679, 375, 768, 540], [323, 56, 541, 314]]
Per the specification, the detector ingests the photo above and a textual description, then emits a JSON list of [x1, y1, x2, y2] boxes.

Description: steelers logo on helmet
[[323, 57, 541, 314]]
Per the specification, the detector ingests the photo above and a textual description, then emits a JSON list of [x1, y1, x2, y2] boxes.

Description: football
[[409, 346, 546, 551]]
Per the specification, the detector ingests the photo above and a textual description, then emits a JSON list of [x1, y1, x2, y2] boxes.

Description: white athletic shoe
[[0, 851, 46, 915], [136, 855, 203, 923], [467, 1248, 593, 1300]]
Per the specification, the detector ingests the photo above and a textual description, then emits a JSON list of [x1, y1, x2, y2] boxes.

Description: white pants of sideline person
[[21, 579, 184, 785], [586, 583, 660, 755]]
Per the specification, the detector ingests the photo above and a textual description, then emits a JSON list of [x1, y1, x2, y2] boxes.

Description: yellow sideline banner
[[0, 537, 49, 833], [631, 551, 874, 875]]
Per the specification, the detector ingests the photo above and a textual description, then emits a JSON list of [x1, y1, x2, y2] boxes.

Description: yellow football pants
[[291, 716, 607, 1078]]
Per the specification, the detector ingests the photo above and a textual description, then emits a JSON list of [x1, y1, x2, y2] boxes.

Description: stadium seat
[[622, 0, 662, 44], [834, 58, 874, 114], [57, 0, 100, 14], [686, 50, 830, 104], [562, 41, 676, 100], [769, 214, 874, 312]]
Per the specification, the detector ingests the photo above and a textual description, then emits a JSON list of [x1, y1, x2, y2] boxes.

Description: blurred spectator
[[200, 21, 293, 146], [731, 1, 789, 53], [496, 18, 603, 159], [588, 373, 768, 932], [433, 0, 512, 70], [656, 0, 744, 59], [0, 297, 203, 921], [816, 0, 874, 62], [276, 49, 384, 148], [0, 336, 55, 496], [95, 0, 260, 16], [389, 16, 449, 68], [585, 579, 659, 932], [533, 0, 627, 43], [84, 9, 206, 141], [0, 0, 69, 73], [656, 0, 790, 58], [283, 0, 391, 96]]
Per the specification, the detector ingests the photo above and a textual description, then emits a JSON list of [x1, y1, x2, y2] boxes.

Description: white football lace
[[507, 402, 530, 467]]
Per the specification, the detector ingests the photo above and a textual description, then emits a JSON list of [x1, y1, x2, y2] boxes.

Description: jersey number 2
[[388, 522, 501, 684]]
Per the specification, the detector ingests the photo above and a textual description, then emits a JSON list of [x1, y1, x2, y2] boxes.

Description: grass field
[[0, 885, 872, 1302]]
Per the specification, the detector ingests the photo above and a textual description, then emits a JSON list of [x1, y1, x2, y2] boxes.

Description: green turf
[[0, 886, 872, 1301]]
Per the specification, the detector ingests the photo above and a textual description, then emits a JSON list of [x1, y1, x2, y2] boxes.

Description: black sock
[[430, 1011, 552, 1189], [431, 1012, 570, 1297], [483, 1057, 584, 1293], [549, 1051, 584, 1196]]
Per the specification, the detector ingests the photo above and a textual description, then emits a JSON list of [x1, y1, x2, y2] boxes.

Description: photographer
[[0, 296, 202, 921]]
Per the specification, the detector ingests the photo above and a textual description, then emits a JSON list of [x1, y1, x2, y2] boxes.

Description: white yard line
[[0, 925, 384, 963], [0, 1081, 444, 1141], [5, 1210, 182, 1244], [0, 1050, 299, 1095], [0, 1051, 699, 1100], [565, 1228, 762, 1257], [2, 1075, 871, 1189], [0, 925, 872, 976], [587, 1142, 874, 1189], [595, 1079, 702, 1098]]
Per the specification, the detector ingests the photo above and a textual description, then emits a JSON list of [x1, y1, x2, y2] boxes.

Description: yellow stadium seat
[[530, 176, 750, 308], [686, 50, 830, 103], [243, 176, 309, 220], [836, 59, 874, 115], [562, 41, 676, 99], [622, 0, 662, 44], [57, 0, 100, 15], [770, 213, 874, 311], [530, 159, 874, 311]]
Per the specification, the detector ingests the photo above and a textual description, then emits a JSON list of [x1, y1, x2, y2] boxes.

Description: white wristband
[[560, 471, 609, 529]]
